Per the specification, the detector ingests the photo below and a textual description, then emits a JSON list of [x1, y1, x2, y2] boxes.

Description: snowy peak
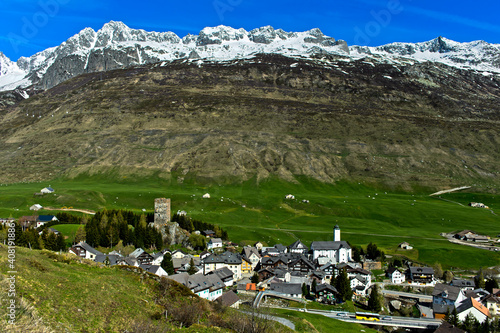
[[1, 21, 500, 94], [351, 36, 500, 73], [0, 52, 16, 76]]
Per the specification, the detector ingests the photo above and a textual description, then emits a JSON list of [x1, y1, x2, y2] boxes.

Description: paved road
[[290, 308, 441, 329]]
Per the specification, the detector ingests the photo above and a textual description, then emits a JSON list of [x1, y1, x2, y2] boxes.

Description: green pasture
[[0, 174, 498, 268], [51, 224, 82, 246]]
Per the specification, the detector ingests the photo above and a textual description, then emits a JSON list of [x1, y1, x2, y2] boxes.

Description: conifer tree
[[302, 283, 308, 298], [187, 257, 197, 275], [368, 284, 382, 312], [335, 268, 352, 302], [161, 253, 175, 275]]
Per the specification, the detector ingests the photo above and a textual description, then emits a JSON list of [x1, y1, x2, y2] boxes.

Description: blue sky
[[1, 0, 500, 60]]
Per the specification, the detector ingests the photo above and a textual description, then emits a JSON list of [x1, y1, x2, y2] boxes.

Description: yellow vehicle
[[355, 312, 381, 321]]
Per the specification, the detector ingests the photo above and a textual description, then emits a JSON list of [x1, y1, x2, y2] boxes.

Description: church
[[310, 225, 352, 264]]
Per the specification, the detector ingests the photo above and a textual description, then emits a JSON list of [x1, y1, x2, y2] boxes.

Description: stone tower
[[154, 198, 171, 229], [333, 224, 341, 242]]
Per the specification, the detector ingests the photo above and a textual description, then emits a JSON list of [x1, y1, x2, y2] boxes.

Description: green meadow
[[0, 174, 498, 269]]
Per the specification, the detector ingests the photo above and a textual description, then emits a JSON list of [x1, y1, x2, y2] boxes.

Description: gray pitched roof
[[451, 279, 475, 288], [409, 266, 434, 275], [242, 246, 260, 259], [274, 244, 287, 253], [95, 254, 120, 265], [315, 283, 338, 294], [77, 241, 103, 256], [270, 282, 302, 295], [310, 240, 351, 250], [432, 283, 462, 301], [209, 267, 234, 280], [289, 239, 308, 250], [129, 248, 145, 258], [216, 291, 240, 307]]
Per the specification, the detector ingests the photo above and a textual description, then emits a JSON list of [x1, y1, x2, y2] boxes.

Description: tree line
[[85, 209, 163, 250], [1, 223, 66, 251]]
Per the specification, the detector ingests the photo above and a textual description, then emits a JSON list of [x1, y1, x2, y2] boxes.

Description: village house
[[207, 238, 223, 250], [41, 187, 55, 194], [386, 267, 406, 284], [30, 204, 43, 211], [315, 284, 339, 304], [128, 248, 154, 265], [483, 294, 500, 317], [241, 257, 253, 275], [207, 267, 234, 287], [450, 279, 476, 291], [288, 255, 315, 274], [151, 249, 170, 265], [398, 242, 413, 250], [288, 239, 309, 255], [69, 241, 103, 260], [202, 230, 216, 237], [432, 283, 467, 320], [454, 230, 477, 241], [216, 291, 240, 308], [318, 262, 336, 281], [269, 282, 302, 298], [407, 266, 435, 284], [172, 256, 201, 274], [258, 268, 276, 281], [169, 272, 224, 301], [241, 246, 261, 270], [171, 249, 188, 259], [140, 264, 169, 277], [95, 254, 122, 266], [456, 298, 491, 323], [36, 215, 58, 228], [203, 251, 242, 279], [310, 271, 326, 285]]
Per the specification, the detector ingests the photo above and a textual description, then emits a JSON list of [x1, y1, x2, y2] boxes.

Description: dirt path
[[44, 207, 96, 215], [429, 186, 471, 196]]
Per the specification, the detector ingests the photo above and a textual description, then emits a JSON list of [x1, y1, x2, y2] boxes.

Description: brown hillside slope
[[0, 54, 498, 188]]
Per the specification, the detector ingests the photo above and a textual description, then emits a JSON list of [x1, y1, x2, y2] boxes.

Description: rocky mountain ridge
[[1, 21, 500, 93]]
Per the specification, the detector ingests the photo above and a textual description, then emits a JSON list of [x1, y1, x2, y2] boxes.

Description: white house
[[140, 264, 169, 277], [398, 242, 413, 250], [69, 241, 103, 260], [203, 252, 242, 280], [207, 238, 223, 250], [30, 204, 43, 211], [457, 298, 491, 323], [36, 215, 58, 228], [483, 294, 500, 317], [41, 187, 55, 194], [386, 267, 405, 284]]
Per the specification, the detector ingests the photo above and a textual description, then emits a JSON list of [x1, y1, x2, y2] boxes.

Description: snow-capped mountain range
[[1, 21, 499, 93]]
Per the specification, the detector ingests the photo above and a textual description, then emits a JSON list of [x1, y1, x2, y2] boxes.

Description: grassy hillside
[[0, 246, 376, 332], [1, 175, 498, 269]]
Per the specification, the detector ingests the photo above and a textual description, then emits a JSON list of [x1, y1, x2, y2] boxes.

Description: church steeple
[[333, 225, 340, 242]]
